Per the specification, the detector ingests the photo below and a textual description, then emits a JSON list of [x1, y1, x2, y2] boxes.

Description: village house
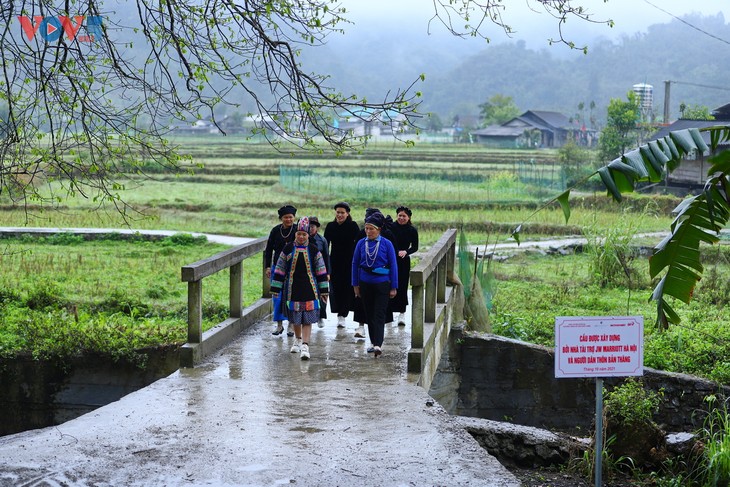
[[649, 103, 730, 187], [470, 110, 597, 149], [335, 109, 411, 139]]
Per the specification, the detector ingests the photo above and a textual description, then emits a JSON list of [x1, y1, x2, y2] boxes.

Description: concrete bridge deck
[[0, 315, 519, 486]]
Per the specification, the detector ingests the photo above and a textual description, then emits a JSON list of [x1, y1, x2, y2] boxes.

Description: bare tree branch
[[428, 0, 613, 52], [0, 0, 606, 218], [0, 0, 425, 216]]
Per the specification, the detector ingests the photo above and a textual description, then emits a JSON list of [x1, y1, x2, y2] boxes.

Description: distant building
[[170, 119, 217, 135], [441, 114, 481, 142], [335, 109, 410, 139], [470, 110, 596, 149], [649, 103, 730, 187], [170, 114, 288, 137]]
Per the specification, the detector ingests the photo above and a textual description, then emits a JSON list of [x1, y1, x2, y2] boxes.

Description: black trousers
[[359, 280, 391, 347], [329, 274, 353, 317]]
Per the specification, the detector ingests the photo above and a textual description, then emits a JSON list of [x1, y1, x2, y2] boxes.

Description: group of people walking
[[263, 202, 419, 360]]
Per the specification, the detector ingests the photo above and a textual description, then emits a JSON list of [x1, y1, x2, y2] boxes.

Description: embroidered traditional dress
[[271, 243, 329, 324], [264, 223, 296, 322]]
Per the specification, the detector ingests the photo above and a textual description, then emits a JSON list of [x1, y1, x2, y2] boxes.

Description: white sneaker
[[318, 318, 326, 328], [354, 326, 365, 338], [290, 339, 301, 353], [337, 316, 346, 328], [300, 344, 310, 360], [397, 313, 406, 326]]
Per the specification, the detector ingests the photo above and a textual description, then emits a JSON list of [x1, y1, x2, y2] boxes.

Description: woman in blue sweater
[[351, 211, 398, 357]]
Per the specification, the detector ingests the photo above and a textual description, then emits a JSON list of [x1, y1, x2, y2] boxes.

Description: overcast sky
[[341, 0, 730, 52]]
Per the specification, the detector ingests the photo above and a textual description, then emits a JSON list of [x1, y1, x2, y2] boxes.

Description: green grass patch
[[0, 235, 262, 362]]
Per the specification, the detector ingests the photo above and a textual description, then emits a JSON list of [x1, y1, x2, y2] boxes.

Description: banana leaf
[[514, 125, 730, 329]]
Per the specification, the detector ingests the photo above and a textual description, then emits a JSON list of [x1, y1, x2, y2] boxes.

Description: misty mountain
[[302, 13, 730, 126]]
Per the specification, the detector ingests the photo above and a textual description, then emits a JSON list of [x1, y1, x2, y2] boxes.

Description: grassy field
[[0, 233, 258, 362], [0, 139, 679, 245], [3, 139, 726, 382]]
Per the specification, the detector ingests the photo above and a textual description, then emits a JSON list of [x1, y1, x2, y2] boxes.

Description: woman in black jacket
[[323, 202, 360, 329], [388, 206, 419, 326]]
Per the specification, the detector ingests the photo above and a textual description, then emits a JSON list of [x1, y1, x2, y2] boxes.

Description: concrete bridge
[[0, 228, 520, 486]]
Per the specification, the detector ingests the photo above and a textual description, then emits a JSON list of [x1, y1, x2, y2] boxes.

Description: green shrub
[[558, 139, 595, 188], [202, 298, 228, 322], [25, 279, 63, 310], [696, 266, 730, 307], [604, 378, 661, 427], [95, 289, 150, 317], [710, 363, 730, 386], [145, 284, 169, 299], [0, 287, 21, 305], [584, 210, 644, 289], [46, 233, 85, 245], [166, 233, 207, 246], [643, 322, 730, 384]]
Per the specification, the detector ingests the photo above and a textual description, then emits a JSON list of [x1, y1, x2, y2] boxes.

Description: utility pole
[[663, 80, 671, 124], [662, 79, 730, 124]]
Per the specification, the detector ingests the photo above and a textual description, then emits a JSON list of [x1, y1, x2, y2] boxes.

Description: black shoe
[[367, 347, 375, 353], [272, 326, 284, 336]]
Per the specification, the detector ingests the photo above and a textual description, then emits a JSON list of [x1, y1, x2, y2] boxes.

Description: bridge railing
[[180, 236, 271, 367], [180, 229, 461, 374], [408, 228, 459, 390]]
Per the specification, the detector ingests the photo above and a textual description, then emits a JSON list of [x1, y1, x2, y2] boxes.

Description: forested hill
[[304, 13, 730, 124]]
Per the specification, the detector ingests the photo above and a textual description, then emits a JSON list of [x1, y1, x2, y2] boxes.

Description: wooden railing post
[[181, 236, 269, 366], [437, 255, 447, 303], [425, 272, 437, 322], [188, 280, 202, 343], [447, 241, 455, 282], [411, 283, 424, 349], [230, 262, 242, 318]]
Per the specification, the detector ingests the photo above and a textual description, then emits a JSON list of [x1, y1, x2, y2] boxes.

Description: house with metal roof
[[649, 103, 730, 187], [470, 110, 596, 149]]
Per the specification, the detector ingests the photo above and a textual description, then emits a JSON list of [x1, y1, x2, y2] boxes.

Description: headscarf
[[364, 211, 385, 229], [365, 207, 380, 218], [296, 216, 310, 233]]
